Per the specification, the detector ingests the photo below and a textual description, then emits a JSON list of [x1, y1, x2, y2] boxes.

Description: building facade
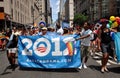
[[59, 0, 66, 26], [65, 0, 74, 27], [59, 0, 74, 27], [35, 0, 52, 26], [0, 0, 35, 30], [0, 0, 52, 30], [74, 0, 120, 23]]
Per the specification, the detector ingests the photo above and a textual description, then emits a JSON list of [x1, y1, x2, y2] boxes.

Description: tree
[[73, 13, 88, 26]]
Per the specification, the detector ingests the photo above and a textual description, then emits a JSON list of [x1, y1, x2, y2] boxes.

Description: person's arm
[[96, 28, 101, 51], [110, 28, 117, 32], [75, 34, 90, 40]]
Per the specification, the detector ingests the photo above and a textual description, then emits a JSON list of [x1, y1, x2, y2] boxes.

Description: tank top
[[101, 28, 112, 44]]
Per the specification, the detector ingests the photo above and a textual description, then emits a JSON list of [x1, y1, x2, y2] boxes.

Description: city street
[[0, 0, 120, 78], [0, 50, 120, 78]]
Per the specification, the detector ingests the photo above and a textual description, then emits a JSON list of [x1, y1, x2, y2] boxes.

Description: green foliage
[[73, 13, 88, 26]]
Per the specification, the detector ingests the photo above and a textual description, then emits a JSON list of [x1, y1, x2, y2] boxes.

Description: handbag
[[6, 34, 14, 48]]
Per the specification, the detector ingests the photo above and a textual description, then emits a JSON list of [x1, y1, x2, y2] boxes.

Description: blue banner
[[114, 32, 120, 63], [18, 34, 81, 68]]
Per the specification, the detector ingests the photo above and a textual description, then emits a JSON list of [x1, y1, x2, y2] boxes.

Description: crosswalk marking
[[92, 52, 118, 66]]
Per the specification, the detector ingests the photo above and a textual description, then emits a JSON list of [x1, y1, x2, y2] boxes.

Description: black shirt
[[101, 28, 112, 44]]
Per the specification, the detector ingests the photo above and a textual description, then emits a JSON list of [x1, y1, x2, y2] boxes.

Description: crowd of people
[[0, 19, 120, 72], [75, 20, 119, 73]]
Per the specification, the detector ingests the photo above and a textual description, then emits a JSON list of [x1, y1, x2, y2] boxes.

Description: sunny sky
[[50, 0, 60, 22]]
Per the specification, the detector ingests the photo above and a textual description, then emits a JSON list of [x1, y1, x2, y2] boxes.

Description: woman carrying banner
[[6, 27, 18, 70]]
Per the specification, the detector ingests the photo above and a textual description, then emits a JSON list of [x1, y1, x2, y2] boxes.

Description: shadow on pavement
[[0, 64, 18, 75], [88, 65, 101, 71], [0, 65, 12, 75], [109, 66, 120, 73], [19, 67, 79, 73], [0, 72, 12, 75], [89, 65, 120, 74]]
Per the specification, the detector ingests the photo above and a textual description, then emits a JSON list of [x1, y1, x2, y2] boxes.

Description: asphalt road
[[0, 50, 120, 78]]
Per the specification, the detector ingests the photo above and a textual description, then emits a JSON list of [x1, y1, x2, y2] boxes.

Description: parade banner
[[18, 34, 81, 68], [114, 32, 120, 63]]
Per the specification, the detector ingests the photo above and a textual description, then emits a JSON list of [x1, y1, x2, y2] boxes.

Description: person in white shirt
[[40, 27, 48, 35], [76, 22, 92, 69]]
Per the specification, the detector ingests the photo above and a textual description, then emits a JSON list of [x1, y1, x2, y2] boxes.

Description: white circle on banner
[[33, 38, 51, 57]]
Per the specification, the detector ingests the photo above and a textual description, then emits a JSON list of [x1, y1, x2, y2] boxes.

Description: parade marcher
[[90, 27, 99, 57], [57, 27, 63, 35], [40, 27, 48, 35], [98, 20, 117, 73], [33, 27, 40, 35], [68, 27, 74, 35], [6, 27, 18, 70], [76, 22, 92, 69], [62, 27, 69, 35]]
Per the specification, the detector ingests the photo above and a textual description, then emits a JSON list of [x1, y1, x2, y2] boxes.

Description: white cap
[[41, 27, 47, 30]]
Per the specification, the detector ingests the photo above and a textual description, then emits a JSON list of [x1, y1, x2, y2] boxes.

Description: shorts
[[7, 48, 17, 53], [101, 43, 112, 54], [81, 45, 90, 58]]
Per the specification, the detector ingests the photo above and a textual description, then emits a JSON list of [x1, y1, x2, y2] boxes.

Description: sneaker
[[90, 52, 93, 56], [78, 64, 82, 69], [83, 64, 87, 69]]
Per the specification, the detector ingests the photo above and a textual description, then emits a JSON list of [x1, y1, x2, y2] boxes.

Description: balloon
[[109, 20, 113, 26], [116, 17, 120, 25], [106, 24, 110, 28], [110, 16, 116, 21], [117, 19, 120, 25], [111, 21, 118, 28], [115, 17, 120, 21]]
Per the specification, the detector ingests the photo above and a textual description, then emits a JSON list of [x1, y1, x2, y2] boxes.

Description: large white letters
[[22, 38, 33, 55], [21, 36, 75, 56]]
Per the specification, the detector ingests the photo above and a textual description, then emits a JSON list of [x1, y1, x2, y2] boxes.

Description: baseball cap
[[41, 27, 47, 30]]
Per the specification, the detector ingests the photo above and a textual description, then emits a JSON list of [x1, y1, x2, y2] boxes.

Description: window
[[0, 7, 4, 12]]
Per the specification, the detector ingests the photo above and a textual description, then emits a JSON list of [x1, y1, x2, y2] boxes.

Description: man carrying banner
[[76, 22, 92, 69], [39, 27, 48, 35]]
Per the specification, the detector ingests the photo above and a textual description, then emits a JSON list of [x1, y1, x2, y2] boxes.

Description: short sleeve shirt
[[81, 29, 92, 46]]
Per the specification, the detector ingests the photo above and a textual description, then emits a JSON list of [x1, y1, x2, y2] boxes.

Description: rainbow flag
[[66, 41, 74, 56]]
